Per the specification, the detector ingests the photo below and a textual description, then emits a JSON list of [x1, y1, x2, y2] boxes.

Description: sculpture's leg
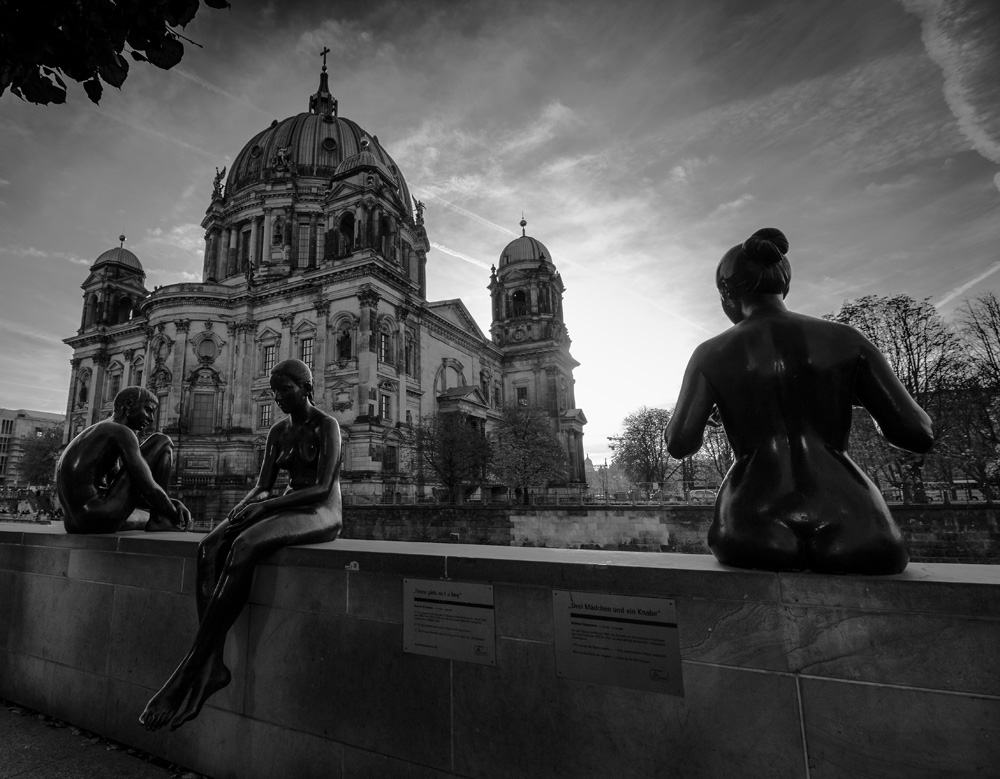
[[140, 509, 338, 731], [167, 524, 235, 728], [139, 434, 177, 530]]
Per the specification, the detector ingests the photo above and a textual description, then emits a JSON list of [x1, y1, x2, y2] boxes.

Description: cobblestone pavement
[[0, 700, 209, 779]]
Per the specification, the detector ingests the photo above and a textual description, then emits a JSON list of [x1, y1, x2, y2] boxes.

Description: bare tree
[[609, 407, 676, 490], [17, 427, 63, 487], [410, 413, 491, 503], [491, 404, 567, 503], [827, 294, 965, 501]]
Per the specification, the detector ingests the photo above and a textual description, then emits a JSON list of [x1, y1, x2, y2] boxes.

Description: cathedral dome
[[499, 219, 552, 267], [224, 68, 411, 208], [91, 244, 143, 275]]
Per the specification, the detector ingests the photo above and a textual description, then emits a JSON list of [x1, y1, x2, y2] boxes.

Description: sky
[[1, 0, 998, 464]]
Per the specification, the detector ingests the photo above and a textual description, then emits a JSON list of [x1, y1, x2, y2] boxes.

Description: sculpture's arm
[[231, 416, 342, 526], [666, 347, 716, 459], [855, 341, 934, 454], [228, 423, 284, 520], [117, 429, 184, 521]]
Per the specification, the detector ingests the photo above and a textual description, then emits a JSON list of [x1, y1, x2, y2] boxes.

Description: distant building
[[61, 62, 586, 522], [0, 408, 65, 489]]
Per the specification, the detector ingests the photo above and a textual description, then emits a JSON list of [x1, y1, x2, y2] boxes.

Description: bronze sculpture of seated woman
[[140, 358, 342, 731], [666, 228, 934, 575]]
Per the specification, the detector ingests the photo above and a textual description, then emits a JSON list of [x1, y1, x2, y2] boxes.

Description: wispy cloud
[[0, 244, 89, 266], [899, 0, 1000, 169]]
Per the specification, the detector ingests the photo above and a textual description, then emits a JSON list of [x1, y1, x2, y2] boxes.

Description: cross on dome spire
[[519, 215, 527, 236], [309, 47, 338, 120]]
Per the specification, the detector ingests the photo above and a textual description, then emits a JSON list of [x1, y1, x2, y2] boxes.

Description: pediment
[[426, 299, 487, 340]]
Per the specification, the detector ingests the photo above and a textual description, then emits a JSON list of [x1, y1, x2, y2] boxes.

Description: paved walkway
[[0, 700, 207, 779]]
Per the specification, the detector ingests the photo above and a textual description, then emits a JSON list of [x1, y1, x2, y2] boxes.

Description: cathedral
[[62, 62, 586, 520]]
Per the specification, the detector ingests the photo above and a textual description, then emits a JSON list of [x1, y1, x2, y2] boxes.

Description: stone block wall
[[344, 504, 1000, 563], [1, 523, 998, 779]]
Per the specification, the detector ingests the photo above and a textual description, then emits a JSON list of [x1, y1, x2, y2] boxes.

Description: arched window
[[337, 328, 352, 361], [339, 213, 355, 254], [116, 296, 132, 324], [512, 290, 527, 317], [84, 294, 99, 328]]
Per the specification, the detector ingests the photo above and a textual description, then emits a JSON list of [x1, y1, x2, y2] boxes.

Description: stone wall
[[1, 523, 998, 779], [344, 504, 1000, 562]]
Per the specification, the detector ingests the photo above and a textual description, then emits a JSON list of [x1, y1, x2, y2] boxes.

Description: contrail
[[430, 242, 492, 270], [936, 261, 1000, 308], [424, 194, 519, 237], [92, 108, 217, 159], [172, 69, 273, 120]]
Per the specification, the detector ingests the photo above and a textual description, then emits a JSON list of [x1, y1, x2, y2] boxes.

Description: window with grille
[[380, 394, 391, 420], [297, 223, 310, 266], [516, 386, 528, 405], [156, 395, 168, 431], [384, 445, 398, 473], [300, 337, 314, 368], [108, 372, 121, 400], [259, 403, 272, 428], [241, 228, 251, 267], [263, 344, 276, 374], [190, 394, 214, 435], [378, 331, 391, 362]]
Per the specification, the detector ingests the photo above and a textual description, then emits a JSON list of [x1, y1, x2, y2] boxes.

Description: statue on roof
[[413, 196, 425, 224], [212, 166, 226, 199]]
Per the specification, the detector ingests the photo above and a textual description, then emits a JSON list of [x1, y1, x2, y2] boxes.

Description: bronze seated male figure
[[56, 386, 191, 534]]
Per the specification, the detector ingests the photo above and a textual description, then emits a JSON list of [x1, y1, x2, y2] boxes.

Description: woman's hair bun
[[742, 227, 788, 266]]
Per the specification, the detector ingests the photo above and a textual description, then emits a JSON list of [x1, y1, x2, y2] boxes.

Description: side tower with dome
[[489, 219, 587, 483], [62, 60, 586, 520], [62, 237, 150, 442]]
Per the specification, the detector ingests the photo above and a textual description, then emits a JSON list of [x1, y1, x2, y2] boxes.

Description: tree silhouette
[[1, 0, 229, 105]]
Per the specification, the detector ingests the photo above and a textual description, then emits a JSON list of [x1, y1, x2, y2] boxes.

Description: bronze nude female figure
[[140, 359, 342, 730], [666, 228, 934, 574]]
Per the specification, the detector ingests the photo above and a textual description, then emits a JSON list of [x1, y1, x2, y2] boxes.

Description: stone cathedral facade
[[61, 64, 586, 520]]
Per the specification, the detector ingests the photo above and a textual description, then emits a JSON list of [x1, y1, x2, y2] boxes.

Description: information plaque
[[553, 590, 683, 696], [403, 579, 496, 666]]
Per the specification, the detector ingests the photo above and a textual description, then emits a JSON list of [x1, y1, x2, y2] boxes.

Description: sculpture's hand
[[172, 499, 192, 531], [229, 501, 267, 530]]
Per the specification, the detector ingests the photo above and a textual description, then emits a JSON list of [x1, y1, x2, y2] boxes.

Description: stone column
[[91, 350, 110, 425], [313, 300, 329, 408], [63, 358, 79, 444], [262, 211, 272, 264], [249, 217, 258, 270], [218, 227, 230, 278], [396, 308, 408, 425], [226, 226, 238, 277], [357, 287, 379, 420], [203, 232, 215, 282], [309, 213, 318, 268], [169, 320, 191, 433], [279, 314, 294, 361]]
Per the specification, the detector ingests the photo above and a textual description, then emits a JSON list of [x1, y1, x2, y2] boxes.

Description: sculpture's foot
[[169, 657, 232, 731], [139, 678, 188, 731]]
